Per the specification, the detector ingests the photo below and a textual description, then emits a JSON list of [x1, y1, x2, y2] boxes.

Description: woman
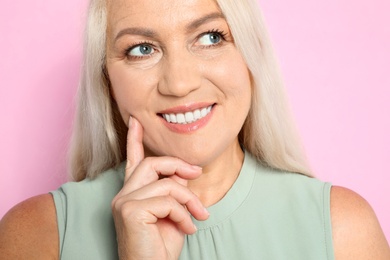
[[0, 0, 389, 259]]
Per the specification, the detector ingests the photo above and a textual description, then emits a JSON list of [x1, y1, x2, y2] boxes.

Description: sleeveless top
[[51, 152, 334, 259]]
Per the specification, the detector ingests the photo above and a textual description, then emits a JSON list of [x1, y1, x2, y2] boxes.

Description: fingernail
[[191, 165, 202, 171], [204, 207, 209, 216], [128, 115, 133, 127], [193, 224, 198, 232]]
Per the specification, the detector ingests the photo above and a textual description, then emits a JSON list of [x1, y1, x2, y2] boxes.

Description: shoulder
[[330, 186, 390, 259], [63, 163, 125, 194], [0, 194, 58, 259]]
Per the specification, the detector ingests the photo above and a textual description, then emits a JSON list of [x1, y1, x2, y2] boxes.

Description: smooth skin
[[1, 0, 389, 259]]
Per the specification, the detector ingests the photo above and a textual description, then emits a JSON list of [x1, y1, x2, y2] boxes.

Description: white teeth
[[162, 105, 213, 124], [169, 113, 177, 123], [176, 113, 185, 124], [194, 109, 201, 120], [201, 107, 208, 117], [185, 112, 194, 123]]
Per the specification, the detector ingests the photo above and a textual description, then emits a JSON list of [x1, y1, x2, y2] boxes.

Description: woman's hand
[[112, 117, 209, 260]]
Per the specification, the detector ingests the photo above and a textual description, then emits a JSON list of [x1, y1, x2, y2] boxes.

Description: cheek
[[228, 55, 251, 90], [108, 65, 156, 120], [209, 52, 252, 103], [222, 55, 252, 126]]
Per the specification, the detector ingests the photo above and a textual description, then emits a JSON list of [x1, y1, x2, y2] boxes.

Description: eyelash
[[124, 40, 156, 60], [123, 28, 228, 59], [199, 29, 228, 47]]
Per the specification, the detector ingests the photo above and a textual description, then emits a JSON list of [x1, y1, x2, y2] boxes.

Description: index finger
[[125, 116, 144, 182]]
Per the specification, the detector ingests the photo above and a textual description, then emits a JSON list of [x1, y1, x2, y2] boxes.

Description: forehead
[[107, 0, 222, 36]]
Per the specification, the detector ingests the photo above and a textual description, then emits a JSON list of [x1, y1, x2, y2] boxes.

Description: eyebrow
[[114, 27, 157, 42], [114, 12, 225, 42], [185, 12, 225, 31]]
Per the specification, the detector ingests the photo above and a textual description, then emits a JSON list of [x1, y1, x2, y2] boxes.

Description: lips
[[160, 105, 213, 124]]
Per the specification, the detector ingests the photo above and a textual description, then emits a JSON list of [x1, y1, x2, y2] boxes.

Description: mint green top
[[51, 152, 334, 259]]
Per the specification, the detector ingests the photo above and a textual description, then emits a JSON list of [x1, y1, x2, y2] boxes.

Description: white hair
[[217, 0, 311, 176], [69, 0, 311, 181]]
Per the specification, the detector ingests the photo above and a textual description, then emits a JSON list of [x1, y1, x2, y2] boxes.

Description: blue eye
[[198, 32, 222, 46], [128, 44, 155, 57]]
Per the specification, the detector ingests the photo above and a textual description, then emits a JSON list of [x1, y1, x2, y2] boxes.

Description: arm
[[331, 186, 390, 259], [0, 194, 59, 259]]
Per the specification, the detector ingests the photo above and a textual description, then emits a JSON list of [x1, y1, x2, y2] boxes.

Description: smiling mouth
[[159, 105, 214, 125]]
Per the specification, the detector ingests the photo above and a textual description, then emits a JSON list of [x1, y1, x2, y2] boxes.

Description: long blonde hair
[[69, 0, 311, 181]]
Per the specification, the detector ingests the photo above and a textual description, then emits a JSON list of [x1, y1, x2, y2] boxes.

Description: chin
[[144, 142, 211, 165], [152, 140, 234, 168], [174, 150, 214, 167]]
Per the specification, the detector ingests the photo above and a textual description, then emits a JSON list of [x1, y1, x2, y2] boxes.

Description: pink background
[[1, 0, 389, 243]]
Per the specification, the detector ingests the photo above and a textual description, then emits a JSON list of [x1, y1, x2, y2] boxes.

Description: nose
[[157, 48, 201, 97]]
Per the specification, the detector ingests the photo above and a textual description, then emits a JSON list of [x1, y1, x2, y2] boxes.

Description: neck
[[188, 141, 244, 207]]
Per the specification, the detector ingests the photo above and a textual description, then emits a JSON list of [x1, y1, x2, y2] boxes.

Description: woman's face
[[106, 0, 252, 166]]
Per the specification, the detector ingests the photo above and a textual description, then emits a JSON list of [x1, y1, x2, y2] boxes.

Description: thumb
[[125, 116, 144, 182]]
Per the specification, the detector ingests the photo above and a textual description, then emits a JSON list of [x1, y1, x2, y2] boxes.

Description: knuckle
[[158, 178, 178, 195], [111, 195, 123, 212], [163, 195, 178, 209], [159, 177, 173, 188], [111, 199, 118, 211], [142, 157, 153, 165], [111, 197, 135, 216], [119, 201, 137, 218]]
